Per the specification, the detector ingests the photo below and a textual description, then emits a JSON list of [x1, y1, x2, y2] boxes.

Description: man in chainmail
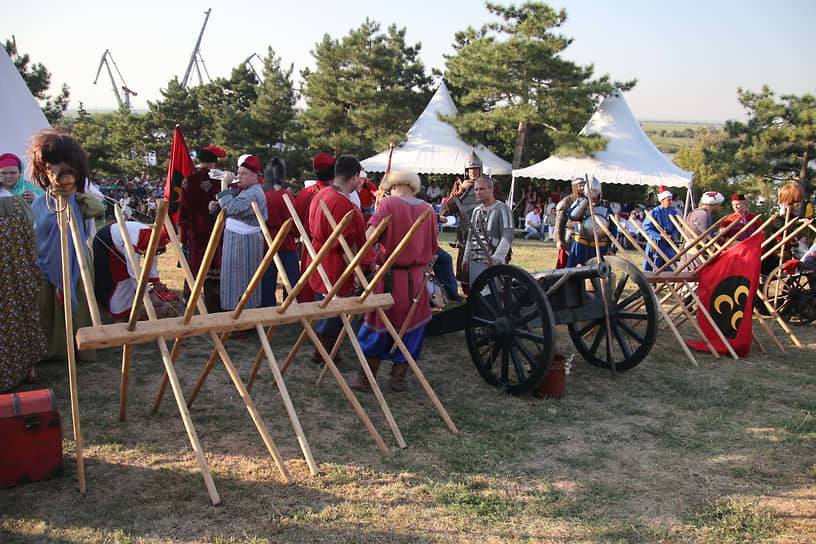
[[463, 177, 514, 287], [554, 177, 586, 269]]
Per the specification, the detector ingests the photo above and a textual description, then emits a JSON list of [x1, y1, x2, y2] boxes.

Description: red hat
[[312, 152, 335, 171], [135, 226, 170, 254], [237, 154, 261, 175], [204, 146, 226, 158], [732, 193, 746, 201], [657, 185, 672, 202]]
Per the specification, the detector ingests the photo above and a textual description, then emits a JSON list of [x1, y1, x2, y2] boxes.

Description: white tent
[[361, 81, 512, 175], [1, 47, 50, 163], [511, 89, 693, 206]]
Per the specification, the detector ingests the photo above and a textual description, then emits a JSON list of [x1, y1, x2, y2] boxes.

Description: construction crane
[[93, 49, 138, 110], [244, 53, 263, 83], [182, 8, 213, 88]]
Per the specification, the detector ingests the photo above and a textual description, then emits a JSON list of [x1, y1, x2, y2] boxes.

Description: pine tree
[[4, 36, 70, 123], [443, 2, 633, 168], [727, 86, 816, 198], [298, 19, 432, 160]]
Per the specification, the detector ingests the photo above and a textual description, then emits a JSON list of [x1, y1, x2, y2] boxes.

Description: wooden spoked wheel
[[465, 265, 556, 395], [566, 256, 658, 372]]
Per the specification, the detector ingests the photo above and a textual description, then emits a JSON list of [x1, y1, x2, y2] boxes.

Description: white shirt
[[525, 210, 542, 227]]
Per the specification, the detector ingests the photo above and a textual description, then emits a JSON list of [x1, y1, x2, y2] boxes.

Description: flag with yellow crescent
[[687, 232, 763, 356]]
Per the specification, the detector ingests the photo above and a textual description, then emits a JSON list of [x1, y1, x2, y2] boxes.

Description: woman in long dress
[[0, 185, 46, 390], [210, 154, 268, 311]]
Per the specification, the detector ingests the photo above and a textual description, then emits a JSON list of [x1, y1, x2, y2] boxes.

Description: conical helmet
[[464, 149, 483, 170], [589, 176, 602, 198]]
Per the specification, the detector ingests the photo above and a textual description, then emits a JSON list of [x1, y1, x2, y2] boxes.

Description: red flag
[[687, 233, 763, 356], [164, 125, 193, 223]]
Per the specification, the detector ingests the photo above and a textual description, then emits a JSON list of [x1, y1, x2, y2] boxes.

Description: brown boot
[[390, 363, 409, 392], [352, 358, 381, 392], [312, 335, 353, 370]]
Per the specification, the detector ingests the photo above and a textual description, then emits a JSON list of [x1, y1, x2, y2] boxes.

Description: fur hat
[[381, 170, 420, 194], [701, 191, 724, 205], [263, 157, 286, 185], [312, 152, 335, 182], [731, 193, 746, 201], [237, 154, 260, 175], [657, 185, 672, 202], [198, 146, 226, 163]]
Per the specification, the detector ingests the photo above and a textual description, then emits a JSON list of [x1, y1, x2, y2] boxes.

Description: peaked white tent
[[361, 81, 512, 175], [1, 47, 50, 163], [511, 89, 693, 206]]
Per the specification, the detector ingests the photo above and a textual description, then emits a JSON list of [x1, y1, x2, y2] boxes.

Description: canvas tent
[[510, 89, 693, 207], [361, 82, 512, 175], [1, 46, 50, 163]]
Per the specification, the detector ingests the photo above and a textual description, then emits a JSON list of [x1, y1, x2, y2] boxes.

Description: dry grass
[[1, 234, 814, 543]]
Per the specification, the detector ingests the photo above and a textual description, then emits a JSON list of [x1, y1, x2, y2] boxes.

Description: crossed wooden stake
[[595, 209, 804, 366], [61, 195, 456, 505]]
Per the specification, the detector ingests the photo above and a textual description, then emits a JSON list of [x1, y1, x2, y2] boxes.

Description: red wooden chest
[[0, 389, 64, 487]]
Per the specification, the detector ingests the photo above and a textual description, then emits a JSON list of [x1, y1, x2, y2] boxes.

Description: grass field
[[1, 233, 814, 543], [640, 121, 723, 154]]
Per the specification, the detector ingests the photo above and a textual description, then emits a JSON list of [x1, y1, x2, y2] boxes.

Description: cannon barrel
[[533, 261, 609, 293]]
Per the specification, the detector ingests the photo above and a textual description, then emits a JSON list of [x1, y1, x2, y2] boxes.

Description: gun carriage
[[427, 256, 659, 394]]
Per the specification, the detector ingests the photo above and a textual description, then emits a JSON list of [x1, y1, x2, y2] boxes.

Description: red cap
[[732, 193, 746, 201], [0, 153, 21, 169], [204, 146, 226, 158], [312, 152, 335, 171], [237, 154, 261, 175]]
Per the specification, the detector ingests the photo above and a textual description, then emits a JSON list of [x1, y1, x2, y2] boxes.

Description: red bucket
[[533, 353, 566, 399]]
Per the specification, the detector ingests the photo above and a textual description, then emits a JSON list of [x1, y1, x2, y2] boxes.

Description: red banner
[[164, 125, 193, 223], [687, 233, 763, 356]]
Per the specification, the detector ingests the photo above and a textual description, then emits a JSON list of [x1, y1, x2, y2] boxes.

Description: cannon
[[762, 262, 816, 323], [427, 256, 659, 394]]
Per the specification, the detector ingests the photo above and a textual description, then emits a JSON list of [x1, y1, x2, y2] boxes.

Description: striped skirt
[[220, 229, 265, 311]]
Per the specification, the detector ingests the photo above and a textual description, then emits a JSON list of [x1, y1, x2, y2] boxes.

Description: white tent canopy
[[511, 89, 693, 206], [1, 47, 50, 164], [361, 81, 512, 175]]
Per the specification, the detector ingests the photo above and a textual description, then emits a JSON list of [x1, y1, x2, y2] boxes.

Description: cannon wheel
[[465, 264, 556, 395], [567, 256, 658, 372], [763, 264, 813, 317]]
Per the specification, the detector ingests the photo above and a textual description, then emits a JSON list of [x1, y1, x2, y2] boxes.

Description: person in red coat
[[261, 157, 299, 306], [308, 156, 373, 367], [357, 168, 378, 221], [293, 152, 334, 303], [177, 145, 226, 312], [720, 193, 758, 241], [353, 170, 439, 392]]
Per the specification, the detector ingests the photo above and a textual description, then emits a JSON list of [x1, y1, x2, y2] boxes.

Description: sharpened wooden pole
[[292, 198, 407, 448], [56, 194, 86, 494], [315, 200, 458, 434], [111, 204, 221, 503]]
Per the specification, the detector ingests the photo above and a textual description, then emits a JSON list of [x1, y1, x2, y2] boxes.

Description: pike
[[585, 174, 616, 378]]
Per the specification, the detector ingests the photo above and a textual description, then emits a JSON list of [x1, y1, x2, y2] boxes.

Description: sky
[[4, 0, 816, 123]]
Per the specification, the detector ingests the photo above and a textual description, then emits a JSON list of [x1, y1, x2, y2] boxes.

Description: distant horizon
[[65, 106, 728, 127]]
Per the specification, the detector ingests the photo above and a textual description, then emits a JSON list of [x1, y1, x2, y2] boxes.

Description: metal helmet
[[588, 177, 602, 199], [465, 149, 483, 170]]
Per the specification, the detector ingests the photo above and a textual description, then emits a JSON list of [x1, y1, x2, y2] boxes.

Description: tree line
[[7, 1, 814, 203]]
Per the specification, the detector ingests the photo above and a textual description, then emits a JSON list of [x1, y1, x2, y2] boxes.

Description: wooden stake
[[56, 194, 86, 494]]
